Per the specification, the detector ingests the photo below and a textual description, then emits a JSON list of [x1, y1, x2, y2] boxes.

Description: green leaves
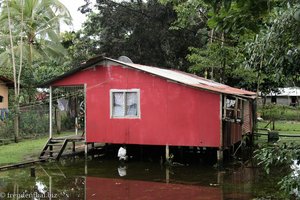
[[244, 4, 300, 93], [255, 143, 300, 198], [80, 0, 206, 69]]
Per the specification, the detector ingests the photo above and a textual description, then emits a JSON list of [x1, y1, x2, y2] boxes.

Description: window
[[0, 96, 3, 103], [110, 89, 140, 118], [290, 96, 298, 107], [271, 96, 277, 104], [223, 96, 243, 122]]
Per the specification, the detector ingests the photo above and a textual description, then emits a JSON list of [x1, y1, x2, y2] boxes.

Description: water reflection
[[0, 159, 280, 200], [86, 177, 222, 200], [118, 165, 127, 177]]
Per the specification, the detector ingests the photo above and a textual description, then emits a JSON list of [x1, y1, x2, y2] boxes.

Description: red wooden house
[[41, 56, 256, 161]]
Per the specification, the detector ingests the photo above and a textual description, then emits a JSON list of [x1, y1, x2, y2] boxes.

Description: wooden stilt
[[166, 167, 170, 184], [165, 145, 170, 164], [30, 167, 35, 177], [85, 159, 88, 175], [49, 145, 53, 158], [217, 149, 224, 168], [85, 143, 88, 159], [72, 141, 76, 153]]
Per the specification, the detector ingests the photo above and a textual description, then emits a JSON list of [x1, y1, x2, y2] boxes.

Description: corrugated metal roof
[[266, 87, 300, 97], [40, 56, 256, 99], [108, 58, 256, 98]]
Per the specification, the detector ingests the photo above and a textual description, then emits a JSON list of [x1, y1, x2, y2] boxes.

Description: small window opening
[[110, 89, 140, 118], [223, 96, 243, 122], [271, 96, 276, 104]]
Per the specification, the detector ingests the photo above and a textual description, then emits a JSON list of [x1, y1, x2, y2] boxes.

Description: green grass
[[256, 120, 300, 144], [257, 120, 300, 134], [0, 132, 76, 166]]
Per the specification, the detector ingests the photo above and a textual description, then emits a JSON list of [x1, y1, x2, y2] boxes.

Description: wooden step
[[47, 143, 63, 146], [39, 137, 85, 161]]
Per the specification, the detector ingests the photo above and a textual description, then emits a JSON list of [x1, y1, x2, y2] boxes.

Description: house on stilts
[[39, 56, 256, 163]]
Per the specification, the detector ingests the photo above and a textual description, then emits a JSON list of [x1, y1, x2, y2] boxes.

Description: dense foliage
[[78, 0, 208, 70], [255, 143, 300, 199]]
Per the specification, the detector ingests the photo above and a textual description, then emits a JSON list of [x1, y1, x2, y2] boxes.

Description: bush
[[19, 110, 49, 137], [0, 118, 14, 139], [258, 104, 300, 121]]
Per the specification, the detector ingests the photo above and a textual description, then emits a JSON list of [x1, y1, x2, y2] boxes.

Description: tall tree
[[79, 0, 206, 70], [245, 4, 300, 95], [0, 0, 71, 141], [0, 0, 71, 82]]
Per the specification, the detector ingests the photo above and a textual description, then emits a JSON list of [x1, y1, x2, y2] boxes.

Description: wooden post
[[166, 167, 170, 184], [85, 143, 88, 159], [49, 86, 53, 138], [84, 84, 87, 159], [72, 141, 76, 153], [30, 167, 35, 177], [85, 160, 88, 175], [75, 117, 78, 135], [49, 175, 52, 200], [50, 145, 53, 158]]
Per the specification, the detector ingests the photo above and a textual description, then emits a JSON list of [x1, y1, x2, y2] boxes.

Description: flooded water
[[0, 157, 288, 200]]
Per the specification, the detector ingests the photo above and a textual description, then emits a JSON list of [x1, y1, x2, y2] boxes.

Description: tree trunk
[[209, 29, 214, 79], [14, 109, 19, 143], [6, 0, 19, 142]]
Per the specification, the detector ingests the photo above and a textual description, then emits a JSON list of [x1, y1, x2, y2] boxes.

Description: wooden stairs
[[39, 136, 84, 160]]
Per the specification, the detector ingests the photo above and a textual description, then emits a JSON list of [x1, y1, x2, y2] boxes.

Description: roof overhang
[[0, 76, 14, 88]]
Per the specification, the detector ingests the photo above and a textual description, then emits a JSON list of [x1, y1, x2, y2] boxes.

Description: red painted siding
[[53, 64, 221, 147]]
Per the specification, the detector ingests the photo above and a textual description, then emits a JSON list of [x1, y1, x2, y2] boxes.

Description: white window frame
[[110, 89, 141, 119]]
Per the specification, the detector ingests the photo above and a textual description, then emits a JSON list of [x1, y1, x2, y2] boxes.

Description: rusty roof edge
[[107, 58, 256, 99]]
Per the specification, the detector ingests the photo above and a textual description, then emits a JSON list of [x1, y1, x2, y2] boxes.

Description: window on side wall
[[0, 96, 3, 103], [110, 89, 140, 118], [223, 96, 243, 122]]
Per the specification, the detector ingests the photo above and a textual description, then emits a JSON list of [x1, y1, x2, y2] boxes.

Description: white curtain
[[126, 92, 137, 116], [57, 98, 69, 111], [226, 99, 236, 108], [113, 92, 125, 116]]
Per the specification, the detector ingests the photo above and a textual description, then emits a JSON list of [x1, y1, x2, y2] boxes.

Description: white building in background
[[265, 87, 300, 106]]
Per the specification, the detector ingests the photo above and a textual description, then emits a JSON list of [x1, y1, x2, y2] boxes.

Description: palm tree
[[0, 0, 71, 142], [0, 0, 71, 69]]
